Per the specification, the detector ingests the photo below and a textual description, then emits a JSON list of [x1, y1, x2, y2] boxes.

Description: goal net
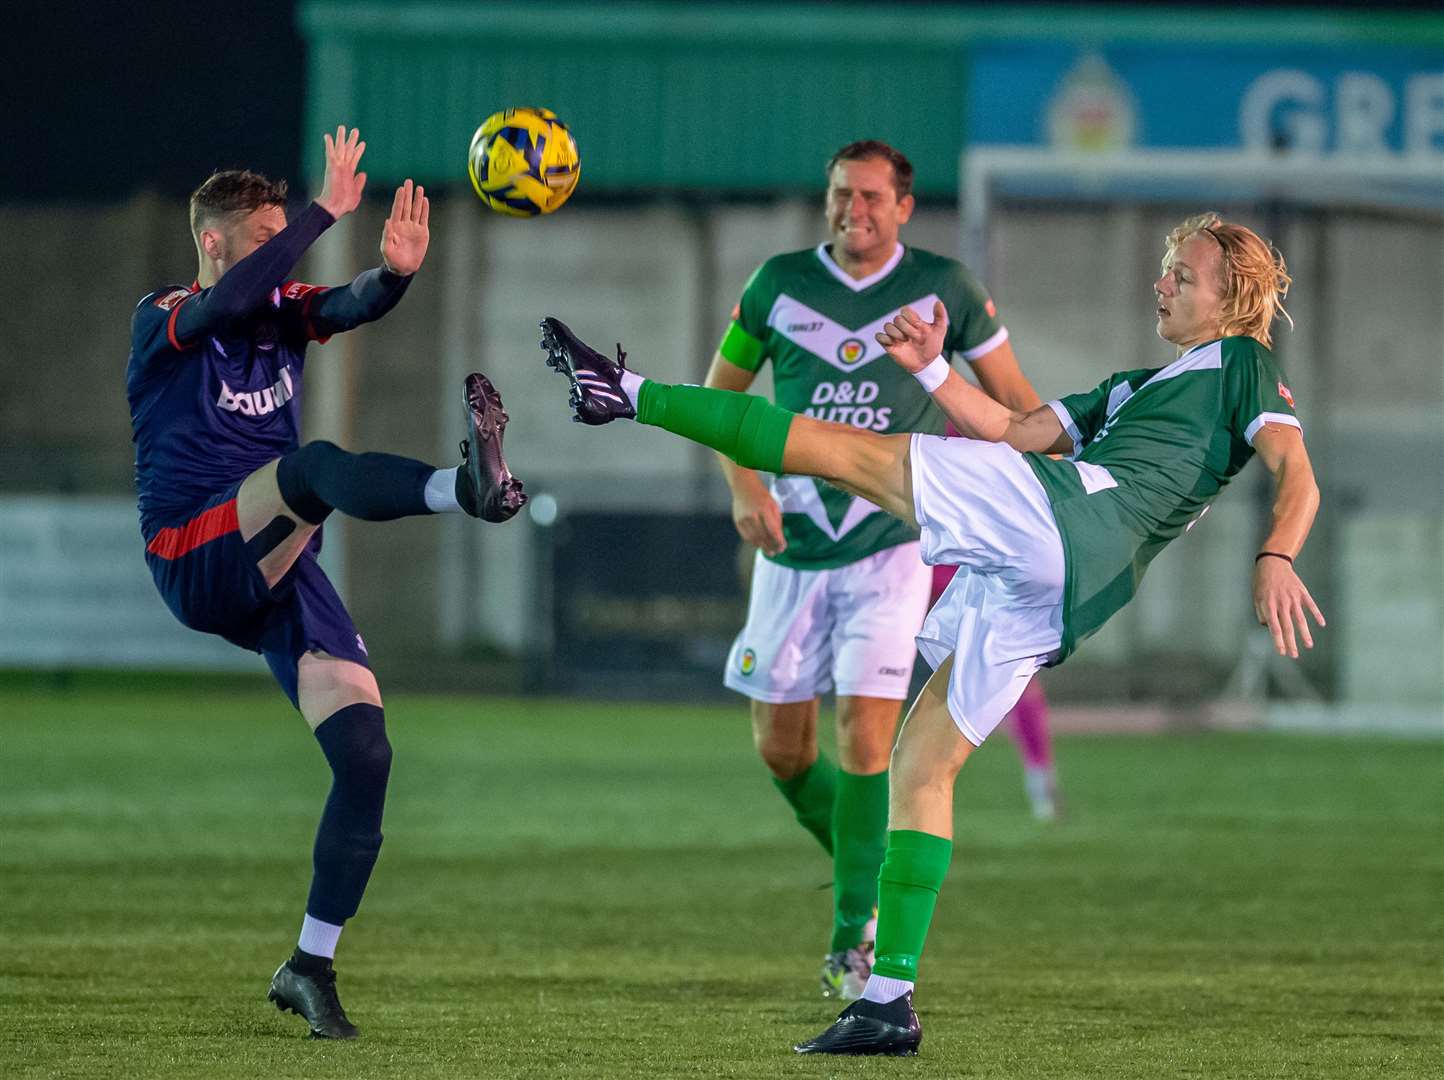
[[959, 147, 1443, 735]]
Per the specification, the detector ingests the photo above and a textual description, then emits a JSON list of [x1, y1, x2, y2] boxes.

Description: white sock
[[297, 914, 344, 959], [424, 466, 462, 513], [861, 973, 914, 1004], [618, 369, 646, 409], [1025, 765, 1057, 820]]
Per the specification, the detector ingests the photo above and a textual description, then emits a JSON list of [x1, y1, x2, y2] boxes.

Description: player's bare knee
[[891, 725, 953, 788], [238, 460, 296, 529], [838, 736, 892, 775], [889, 741, 951, 797], [298, 654, 382, 729], [836, 704, 899, 773], [891, 685, 972, 793], [754, 728, 812, 778], [751, 704, 817, 778]]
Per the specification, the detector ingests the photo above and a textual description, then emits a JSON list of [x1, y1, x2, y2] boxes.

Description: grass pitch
[[2, 684, 1441, 1078]]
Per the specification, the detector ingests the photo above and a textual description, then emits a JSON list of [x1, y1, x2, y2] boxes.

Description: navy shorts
[[144, 484, 371, 707]]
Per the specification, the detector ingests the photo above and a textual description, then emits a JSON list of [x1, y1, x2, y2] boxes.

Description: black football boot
[[792, 991, 922, 1056], [459, 372, 527, 522], [538, 316, 637, 425], [267, 955, 360, 1040]]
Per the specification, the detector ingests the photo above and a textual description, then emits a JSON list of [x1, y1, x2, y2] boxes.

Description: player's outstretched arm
[[877, 303, 1070, 454], [174, 204, 337, 346], [307, 179, 430, 334], [704, 352, 786, 556], [1250, 424, 1325, 658], [314, 126, 368, 220], [381, 179, 430, 276], [306, 177, 430, 336], [971, 339, 1043, 415], [169, 128, 367, 347]]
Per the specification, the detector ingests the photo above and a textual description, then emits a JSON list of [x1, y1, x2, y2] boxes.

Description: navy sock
[[277, 440, 435, 525], [306, 703, 391, 925]]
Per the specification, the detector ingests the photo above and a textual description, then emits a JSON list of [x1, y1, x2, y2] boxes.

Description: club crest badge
[[739, 648, 757, 676], [836, 338, 866, 366]]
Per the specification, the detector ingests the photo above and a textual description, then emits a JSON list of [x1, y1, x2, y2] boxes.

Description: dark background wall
[[4, 0, 1438, 202], [4, 0, 304, 199]]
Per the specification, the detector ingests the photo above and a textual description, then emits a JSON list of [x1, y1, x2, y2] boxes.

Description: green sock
[[772, 756, 837, 856], [831, 769, 889, 951], [872, 829, 953, 981], [636, 382, 794, 473]]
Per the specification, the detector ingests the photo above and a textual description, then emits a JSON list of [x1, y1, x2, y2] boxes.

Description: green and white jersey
[[718, 243, 1006, 569], [1026, 336, 1300, 661]]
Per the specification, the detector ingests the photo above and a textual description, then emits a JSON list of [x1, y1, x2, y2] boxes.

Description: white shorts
[[909, 434, 1067, 746], [724, 541, 932, 703]]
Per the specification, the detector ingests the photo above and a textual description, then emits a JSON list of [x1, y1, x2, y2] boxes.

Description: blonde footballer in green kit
[[538, 212, 1322, 1056]]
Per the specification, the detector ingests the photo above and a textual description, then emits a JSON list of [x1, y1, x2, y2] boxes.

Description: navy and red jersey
[[129, 278, 321, 536], [126, 200, 410, 540]]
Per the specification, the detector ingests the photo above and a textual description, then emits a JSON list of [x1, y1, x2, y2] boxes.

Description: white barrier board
[[0, 496, 262, 671]]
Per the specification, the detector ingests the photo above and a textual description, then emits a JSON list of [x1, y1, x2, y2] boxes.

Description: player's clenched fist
[[877, 301, 949, 373]]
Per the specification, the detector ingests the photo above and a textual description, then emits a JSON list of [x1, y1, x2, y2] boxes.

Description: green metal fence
[[299, 2, 1444, 194]]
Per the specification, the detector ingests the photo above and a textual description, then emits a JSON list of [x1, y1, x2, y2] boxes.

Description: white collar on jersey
[[815, 242, 905, 292]]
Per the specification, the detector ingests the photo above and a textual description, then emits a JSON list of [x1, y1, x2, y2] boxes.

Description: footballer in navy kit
[[126, 126, 525, 1040]]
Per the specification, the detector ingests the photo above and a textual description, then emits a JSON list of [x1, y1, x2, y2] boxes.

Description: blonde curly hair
[[1164, 213, 1293, 348]]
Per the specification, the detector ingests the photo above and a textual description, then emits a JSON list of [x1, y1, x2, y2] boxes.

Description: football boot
[[793, 991, 922, 1056], [538, 316, 636, 425], [267, 957, 359, 1040], [459, 372, 527, 522], [819, 942, 873, 1001]]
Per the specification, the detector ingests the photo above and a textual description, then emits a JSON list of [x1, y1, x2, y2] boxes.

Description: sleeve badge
[[282, 281, 326, 302], [153, 288, 191, 311]]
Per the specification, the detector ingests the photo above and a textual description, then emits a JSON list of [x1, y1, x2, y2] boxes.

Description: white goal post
[[956, 147, 1444, 738], [961, 147, 1444, 276]]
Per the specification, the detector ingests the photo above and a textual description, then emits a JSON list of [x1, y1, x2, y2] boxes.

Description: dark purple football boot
[[538, 316, 636, 425], [459, 372, 527, 522]]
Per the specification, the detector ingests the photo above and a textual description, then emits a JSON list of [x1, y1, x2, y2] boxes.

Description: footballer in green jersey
[[537, 210, 1322, 1056], [1030, 332, 1299, 660], [701, 141, 1043, 1002], [716, 243, 1009, 568]]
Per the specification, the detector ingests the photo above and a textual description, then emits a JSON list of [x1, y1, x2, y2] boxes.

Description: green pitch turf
[[2, 685, 1440, 1078]]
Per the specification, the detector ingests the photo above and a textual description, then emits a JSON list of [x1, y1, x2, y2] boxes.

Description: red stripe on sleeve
[[145, 499, 240, 560], [165, 294, 199, 351], [301, 289, 333, 344]]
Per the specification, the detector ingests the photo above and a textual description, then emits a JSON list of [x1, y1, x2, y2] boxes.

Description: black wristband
[[1255, 551, 1293, 565]]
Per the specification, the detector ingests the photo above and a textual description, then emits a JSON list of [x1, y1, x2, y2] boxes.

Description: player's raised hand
[[877, 301, 948, 373], [1253, 557, 1326, 659], [381, 179, 430, 276], [316, 126, 367, 220]]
